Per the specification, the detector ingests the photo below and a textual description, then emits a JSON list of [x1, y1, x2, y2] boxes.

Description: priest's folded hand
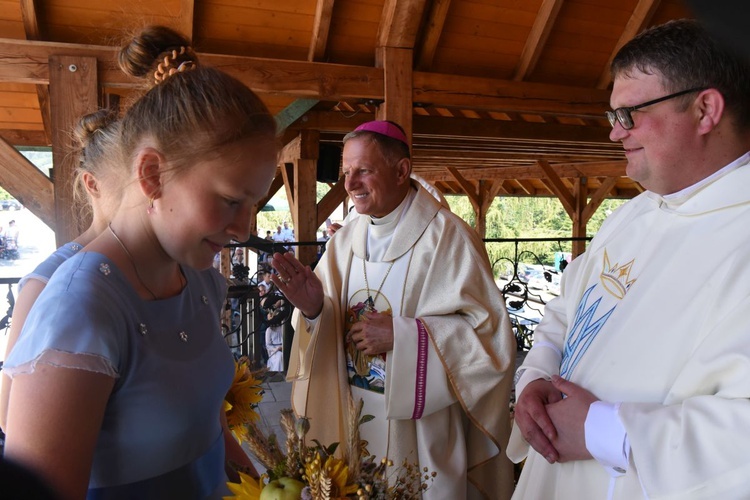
[[545, 376, 597, 462], [346, 312, 394, 355], [515, 378, 563, 463]]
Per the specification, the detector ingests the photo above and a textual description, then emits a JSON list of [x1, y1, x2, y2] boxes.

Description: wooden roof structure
[[0, 0, 693, 262]]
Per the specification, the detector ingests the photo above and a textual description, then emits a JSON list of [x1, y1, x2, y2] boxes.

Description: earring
[[147, 197, 155, 215]]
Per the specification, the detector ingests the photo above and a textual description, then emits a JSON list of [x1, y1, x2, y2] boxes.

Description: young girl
[[0, 108, 123, 432], [3, 26, 278, 499]]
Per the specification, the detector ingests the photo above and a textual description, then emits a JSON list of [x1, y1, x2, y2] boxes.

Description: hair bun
[[74, 109, 119, 148], [118, 26, 197, 84]]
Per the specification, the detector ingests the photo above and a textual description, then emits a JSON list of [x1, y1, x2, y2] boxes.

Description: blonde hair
[[72, 108, 123, 219], [117, 26, 277, 173]]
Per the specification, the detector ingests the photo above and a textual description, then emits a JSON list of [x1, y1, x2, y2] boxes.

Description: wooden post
[[376, 46, 413, 145], [572, 178, 588, 258], [292, 130, 320, 266], [49, 55, 98, 246]]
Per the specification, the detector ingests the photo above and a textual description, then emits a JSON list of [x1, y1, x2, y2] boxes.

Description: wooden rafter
[[582, 176, 618, 222], [317, 176, 347, 227], [0, 38, 613, 117], [0, 136, 54, 228], [537, 159, 575, 215], [447, 166, 479, 210], [415, 0, 451, 70], [418, 161, 626, 182], [308, 0, 335, 61], [513, 0, 564, 81], [596, 0, 662, 89], [377, 0, 429, 49], [180, 0, 195, 42]]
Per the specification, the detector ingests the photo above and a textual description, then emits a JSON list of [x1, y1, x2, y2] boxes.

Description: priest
[[271, 120, 515, 499]]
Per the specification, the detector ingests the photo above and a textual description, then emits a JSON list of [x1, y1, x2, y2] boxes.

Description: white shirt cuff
[[585, 401, 630, 477]]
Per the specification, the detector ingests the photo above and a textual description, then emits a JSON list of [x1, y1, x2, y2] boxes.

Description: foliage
[[446, 195, 627, 269]]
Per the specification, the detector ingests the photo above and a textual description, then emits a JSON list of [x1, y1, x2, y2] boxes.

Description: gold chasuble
[[287, 184, 516, 499]]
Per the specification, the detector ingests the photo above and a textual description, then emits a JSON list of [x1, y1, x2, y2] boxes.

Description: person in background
[[509, 19, 750, 499], [0, 109, 123, 431], [271, 120, 516, 499], [2, 25, 278, 499], [280, 221, 294, 242]]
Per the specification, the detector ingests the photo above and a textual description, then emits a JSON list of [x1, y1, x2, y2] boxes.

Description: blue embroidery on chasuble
[[560, 250, 637, 378]]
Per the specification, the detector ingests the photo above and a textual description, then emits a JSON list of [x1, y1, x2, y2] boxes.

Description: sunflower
[[225, 356, 264, 444], [224, 471, 263, 500]]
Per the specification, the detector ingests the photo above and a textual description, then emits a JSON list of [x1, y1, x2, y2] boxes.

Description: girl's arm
[[0, 279, 47, 431], [4, 364, 114, 500]]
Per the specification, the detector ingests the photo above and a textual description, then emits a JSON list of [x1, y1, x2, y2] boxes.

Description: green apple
[[260, 477, 305, 500]]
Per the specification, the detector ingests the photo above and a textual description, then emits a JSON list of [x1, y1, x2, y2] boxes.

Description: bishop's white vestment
[[287, 184, 516, 499], [509, 156, 750, 499]]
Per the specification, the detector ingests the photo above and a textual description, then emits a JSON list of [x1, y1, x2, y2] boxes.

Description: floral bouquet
[[223, 358, 434, 500]]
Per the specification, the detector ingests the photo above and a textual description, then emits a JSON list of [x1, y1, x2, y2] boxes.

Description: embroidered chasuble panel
[[345, 255, 409, 394]]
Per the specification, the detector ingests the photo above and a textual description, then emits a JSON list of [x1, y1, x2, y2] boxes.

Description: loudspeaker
[[317, 143, 342, 183]]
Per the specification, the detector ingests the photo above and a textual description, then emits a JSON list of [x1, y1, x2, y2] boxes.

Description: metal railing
[[484, 237, 590, 351], [0, 236, 591, 374]]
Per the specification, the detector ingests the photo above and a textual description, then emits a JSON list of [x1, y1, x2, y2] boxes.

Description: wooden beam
[[513, 0, 564, 81], [572, 177, 588, 256], [596, 0, 661, 89], [0, 39, 384, 101], [0, 39, 612, 116], [0, 137, 54, 228], [180, 0, 195, 42], [415, 0, 452, 71], [281, 162, 295, 210], [21, 0, 51, 146], [316, 176, 347, 227], [417, 160, 627, 182], [376, 47, 413, 141], [476, 179, 504, 237], [298, 111, 614, 144], [308, 0, 335, 61], [414, 72, 611, 117], [582, 176, 618, 222], [537, 159, 575, 216], [447, 166, 479, 211], [377, 0, 429, 50], [0, 130, 48, 146], [289, 131, 320, 265], [415, 114, 613, 143], [49, 55, 98, 246], [275, 98, 319, 134], [280, 135, 303, 165], [516, 179, 535, 195]]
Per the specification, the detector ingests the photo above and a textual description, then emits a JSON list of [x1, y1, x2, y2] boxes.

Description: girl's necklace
[[108, 223, 158, 300], [362, 257, 395, 312]]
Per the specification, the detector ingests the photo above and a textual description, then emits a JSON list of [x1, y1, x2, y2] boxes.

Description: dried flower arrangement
[[223, 361, 434, 500]]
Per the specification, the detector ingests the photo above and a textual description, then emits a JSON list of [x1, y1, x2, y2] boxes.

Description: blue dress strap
[[87, 433, 225, 500]]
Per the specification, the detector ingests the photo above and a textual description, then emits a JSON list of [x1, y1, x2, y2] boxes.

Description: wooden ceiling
[[0, 0, 693, 200]]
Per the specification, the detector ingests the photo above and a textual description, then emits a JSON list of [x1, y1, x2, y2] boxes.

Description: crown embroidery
[[599, 249, 637, 299]]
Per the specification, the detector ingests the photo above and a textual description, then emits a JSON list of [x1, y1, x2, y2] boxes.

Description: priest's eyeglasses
[[605, 87, 706, 130]]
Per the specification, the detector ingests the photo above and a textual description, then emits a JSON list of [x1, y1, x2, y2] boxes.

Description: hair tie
[[153, 46, 196, 85]]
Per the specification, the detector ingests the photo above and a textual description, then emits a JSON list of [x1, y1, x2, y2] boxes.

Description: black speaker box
[[317, 144, 342, 183]]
